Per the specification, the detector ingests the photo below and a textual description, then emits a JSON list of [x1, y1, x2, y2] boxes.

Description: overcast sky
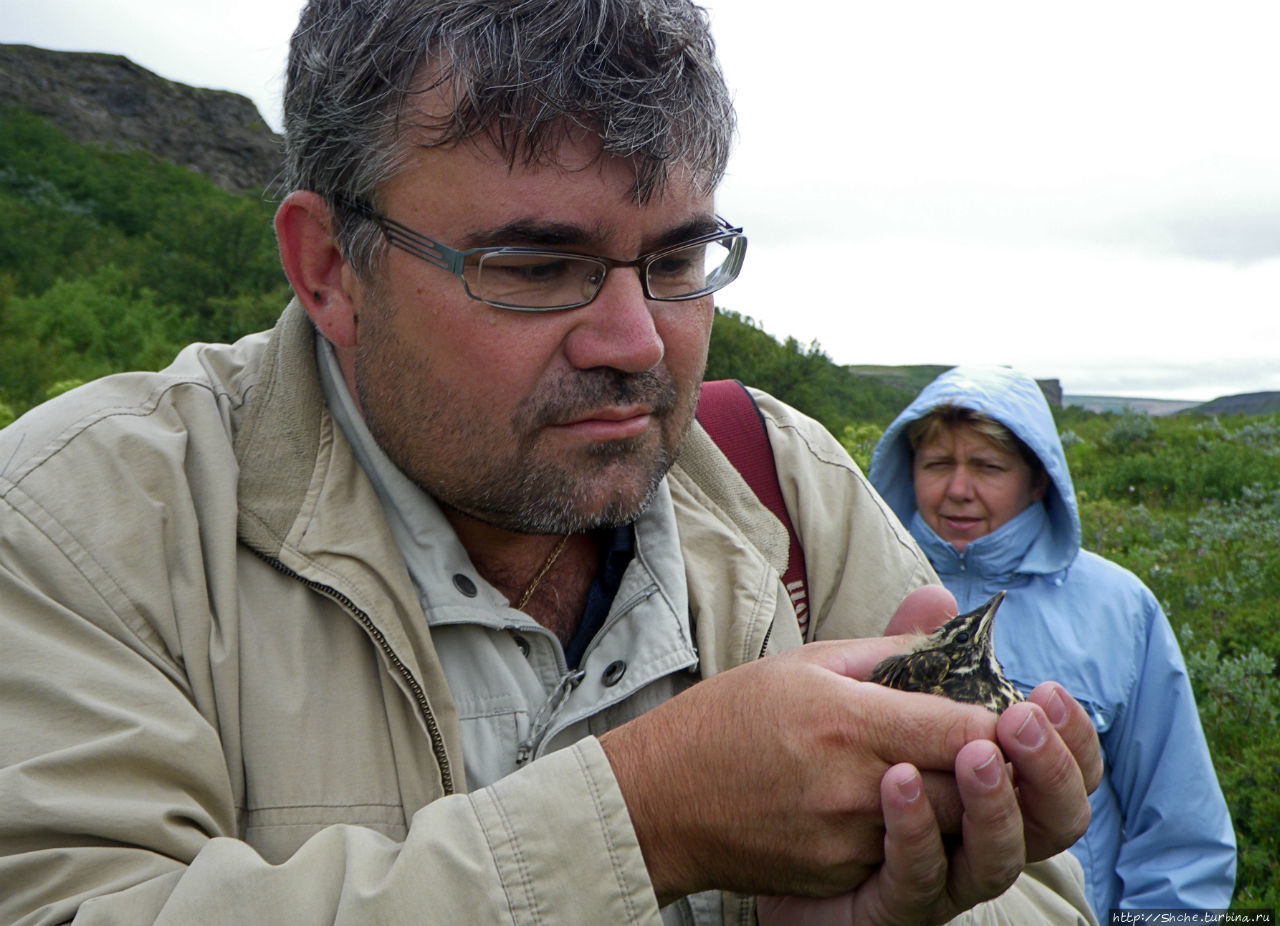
[[6, 0, 1279, 400]]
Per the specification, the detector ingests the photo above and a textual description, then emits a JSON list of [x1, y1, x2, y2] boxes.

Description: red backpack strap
[[695, 379, 810, 639]]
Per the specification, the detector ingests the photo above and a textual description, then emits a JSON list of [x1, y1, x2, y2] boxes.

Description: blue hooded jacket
[[869, 365, 1236, 916]]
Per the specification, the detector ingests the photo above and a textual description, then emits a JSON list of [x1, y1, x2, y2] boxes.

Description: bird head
[[871, 590, 1021, 711], [918, 590, 1005, 664]]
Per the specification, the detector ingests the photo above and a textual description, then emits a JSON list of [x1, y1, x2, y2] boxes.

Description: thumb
[[885, 584, 957, 636], [800, 585, 959, 681]]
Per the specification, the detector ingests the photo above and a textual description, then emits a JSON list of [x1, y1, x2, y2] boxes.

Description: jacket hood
[[868, 365, 1081, 574]]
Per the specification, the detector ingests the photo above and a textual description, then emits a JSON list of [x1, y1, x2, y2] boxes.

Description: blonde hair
[[906, 404, 1044, 477]]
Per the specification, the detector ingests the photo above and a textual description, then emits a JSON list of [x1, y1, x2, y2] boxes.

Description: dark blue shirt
[[563, 524, 635, 669]]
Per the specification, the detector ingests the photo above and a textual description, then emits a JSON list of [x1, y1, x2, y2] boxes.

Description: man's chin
[[441, 426, 683, 535], [563, 459, 669, 529], [529, 452, 671, 534]]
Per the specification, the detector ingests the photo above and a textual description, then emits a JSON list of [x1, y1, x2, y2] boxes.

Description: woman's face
[[912, 423, 1047, 551]]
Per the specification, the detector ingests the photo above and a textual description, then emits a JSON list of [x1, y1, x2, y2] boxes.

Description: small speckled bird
[[870, 591, 1024, 713]]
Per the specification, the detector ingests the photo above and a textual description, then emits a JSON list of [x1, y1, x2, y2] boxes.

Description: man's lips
[[551, 406, 654, 440]]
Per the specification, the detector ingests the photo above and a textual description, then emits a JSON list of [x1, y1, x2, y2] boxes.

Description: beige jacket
[[0, 301, 1092, 924]]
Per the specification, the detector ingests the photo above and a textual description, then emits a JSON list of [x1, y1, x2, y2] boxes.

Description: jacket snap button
[[512, 634, 531, 657], [602, 660, 627, 687], [452, 574, 477, 597]]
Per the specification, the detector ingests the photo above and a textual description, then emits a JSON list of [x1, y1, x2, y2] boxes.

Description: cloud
[[1143, 204, 1280, 265], [714, 231, 1280, 401], [700, 0, 1280, 399]]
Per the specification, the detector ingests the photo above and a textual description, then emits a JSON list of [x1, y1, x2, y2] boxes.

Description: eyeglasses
[[338, 197, 747, 313]]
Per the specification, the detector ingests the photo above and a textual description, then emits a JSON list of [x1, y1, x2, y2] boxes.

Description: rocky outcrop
[[0, 43, 282, 193], [1036, 379, 1063, 408], [1187, 392, 1280, 417]]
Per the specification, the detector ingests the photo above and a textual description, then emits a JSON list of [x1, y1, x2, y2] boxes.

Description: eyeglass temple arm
[[334, 196, 461, 274]]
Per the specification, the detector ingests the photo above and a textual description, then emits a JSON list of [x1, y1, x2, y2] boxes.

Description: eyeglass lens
[[471, 236, 741, 309]]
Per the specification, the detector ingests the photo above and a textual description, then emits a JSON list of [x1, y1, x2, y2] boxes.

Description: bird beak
[[977, 590, 1006, 637]]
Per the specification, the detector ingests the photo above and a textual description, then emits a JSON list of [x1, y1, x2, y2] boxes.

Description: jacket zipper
[[758, 621, 775, 659], [257, 553, 454, 794], [515, 585, 661, 766]]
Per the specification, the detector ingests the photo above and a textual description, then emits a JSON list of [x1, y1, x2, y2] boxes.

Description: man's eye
[[491, 259, 573, 283], [649, 255, 697, 277]]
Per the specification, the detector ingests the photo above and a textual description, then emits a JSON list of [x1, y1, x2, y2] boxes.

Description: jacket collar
[[231, 298, 431, 614], [909, 501, 1069, 580], [234, 298, 330, 559]]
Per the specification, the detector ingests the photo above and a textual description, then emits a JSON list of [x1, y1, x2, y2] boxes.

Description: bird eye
[[954, 631, 970, 645]]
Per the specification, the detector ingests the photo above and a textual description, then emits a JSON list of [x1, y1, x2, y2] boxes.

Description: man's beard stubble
[[495, 365, 691, 533], [354, 307, 702, 535]]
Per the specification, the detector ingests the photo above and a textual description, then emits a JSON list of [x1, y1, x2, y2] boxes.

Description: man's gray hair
[[282, 0, 737, 276]]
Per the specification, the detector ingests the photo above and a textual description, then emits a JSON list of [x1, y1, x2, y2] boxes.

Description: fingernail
[[1043, 685, 1069, 726], [974, 749, 1002, 789], [895, 772, 921, 804], [1015, 708, 1047, 749]]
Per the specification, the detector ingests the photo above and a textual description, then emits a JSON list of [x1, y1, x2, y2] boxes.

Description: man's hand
[[756, 744, 1019, 926], [599, 638, 997, 903], [599, 585, 1100, 918], [757, 681, 1097, 925], [755, 588, 1101, 925]]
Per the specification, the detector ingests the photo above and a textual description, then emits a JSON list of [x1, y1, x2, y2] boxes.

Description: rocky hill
[[1064, 395, 1200, 416], [0, 43, 282, 193], [1186, 391, 1280, 417]]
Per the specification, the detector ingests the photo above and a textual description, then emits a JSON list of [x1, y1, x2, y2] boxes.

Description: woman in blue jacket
[[869, 364, 1236, 918]]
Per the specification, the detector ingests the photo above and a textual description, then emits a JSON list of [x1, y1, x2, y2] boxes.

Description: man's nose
[[562, 267, 665, 373]]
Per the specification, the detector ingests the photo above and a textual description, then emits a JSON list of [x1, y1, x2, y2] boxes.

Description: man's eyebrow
[[647, 215, 723, 251], [460, 221, 594, 250], [460, 215, 723, 252]]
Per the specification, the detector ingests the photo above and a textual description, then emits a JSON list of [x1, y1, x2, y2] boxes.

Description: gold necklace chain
[[515, 533, 571, 610]]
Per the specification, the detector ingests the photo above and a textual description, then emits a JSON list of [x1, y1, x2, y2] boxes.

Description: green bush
[[0, 108, 288, 414], [0, 266, 192, 408], [837, 422, 884, 473], [1104, 410, 1156, 449], [706, 310, 917, 434], [1181, 626, 1280, 906]]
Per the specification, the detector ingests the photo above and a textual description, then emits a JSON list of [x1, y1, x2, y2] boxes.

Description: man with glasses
[[0, 1, 1100, 923]]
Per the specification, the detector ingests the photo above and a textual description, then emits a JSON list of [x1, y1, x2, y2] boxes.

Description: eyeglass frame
[[335, 195, 747, 313]]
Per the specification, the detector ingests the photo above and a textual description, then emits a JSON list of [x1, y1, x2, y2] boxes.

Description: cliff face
[[0, 43, 282, 193]]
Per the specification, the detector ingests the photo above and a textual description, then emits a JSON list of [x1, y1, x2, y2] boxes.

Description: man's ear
[[275, 190, 359, 348]]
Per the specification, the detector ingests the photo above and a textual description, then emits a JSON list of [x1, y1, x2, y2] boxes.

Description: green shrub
[[837, 422, 884, 473], [0, 266, 193, 407], [1104, 411, 1155, 449], [1180, 625, 1280, 907], [0, 109, 289, 418]]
